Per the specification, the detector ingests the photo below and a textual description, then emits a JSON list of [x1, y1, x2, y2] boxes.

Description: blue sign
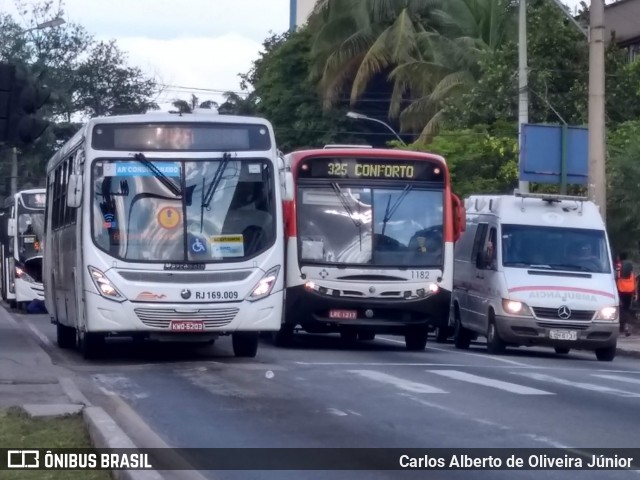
[[189, 235, 208, 255], [520, 124, 588, 185], [104, 162, 181, 177]]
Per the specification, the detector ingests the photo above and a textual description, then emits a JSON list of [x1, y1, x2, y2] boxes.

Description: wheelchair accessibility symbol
[[190, 236, 207, 255]]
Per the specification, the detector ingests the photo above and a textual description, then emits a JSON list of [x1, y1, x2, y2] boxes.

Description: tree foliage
[[240, 28, 361, 152]]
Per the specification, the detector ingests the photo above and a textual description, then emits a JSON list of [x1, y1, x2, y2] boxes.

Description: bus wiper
[[330, 182, 363, 251], [133, 153, 181, 197], [330, 183, 361, 228], [200, 152, 231, 233], [381, 185, 412, 237]]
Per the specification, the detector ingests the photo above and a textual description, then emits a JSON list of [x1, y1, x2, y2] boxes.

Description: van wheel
[[358, 332, 375, 341], [405, 326, 428, 351], [56, 323, 76, 349], [486, 318, 505, 354], [554, 347, 570, 355], [595, 345, 616, 362], [453, 308, 471, 349], [232, 332, 259, 358]]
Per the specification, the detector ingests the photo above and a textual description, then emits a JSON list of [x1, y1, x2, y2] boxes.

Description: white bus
[[43, 112, 285, 359], [0, 189, 46, 310]]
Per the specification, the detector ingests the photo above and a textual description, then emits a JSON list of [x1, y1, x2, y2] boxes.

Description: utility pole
[[518, 0, 529, 194], [588, 0, 606, 222], [10, 147, 17, 196]]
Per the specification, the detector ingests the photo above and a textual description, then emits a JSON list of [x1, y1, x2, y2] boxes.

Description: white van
[[450, 191, 619, 361]]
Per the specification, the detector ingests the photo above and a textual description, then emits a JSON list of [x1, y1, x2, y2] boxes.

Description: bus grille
[[133, 307, 239, 329]]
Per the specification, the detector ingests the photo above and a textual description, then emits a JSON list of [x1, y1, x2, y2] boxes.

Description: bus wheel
[[232, 332, 259, 358], [77, 332, 105, 360], [405, 326, 428, 351], [340, 330, 358, 344], [8, 300, 16, 310], [358, 332, 375, 341], [56, 323, 76, 349], [434, 327, 449, 343]]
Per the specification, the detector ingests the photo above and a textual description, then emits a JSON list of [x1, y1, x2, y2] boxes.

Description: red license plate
[[329, 309, 357, 320], [169, 320, 204, 331]]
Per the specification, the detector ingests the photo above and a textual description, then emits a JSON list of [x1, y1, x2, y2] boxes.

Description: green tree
[[240, 28, 360, 152]]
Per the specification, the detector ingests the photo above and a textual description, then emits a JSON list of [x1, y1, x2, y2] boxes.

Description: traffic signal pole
[[10, 147, 17, 196]]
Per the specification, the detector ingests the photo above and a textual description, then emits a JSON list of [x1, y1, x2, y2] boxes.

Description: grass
[[0, 407, 111, 479]]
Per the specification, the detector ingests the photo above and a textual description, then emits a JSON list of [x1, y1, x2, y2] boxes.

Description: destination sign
[[299, 158, 444, 182]]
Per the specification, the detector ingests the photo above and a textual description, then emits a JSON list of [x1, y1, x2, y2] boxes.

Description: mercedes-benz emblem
[[557, 305, 571, 320], [181, 289, 191, 300]]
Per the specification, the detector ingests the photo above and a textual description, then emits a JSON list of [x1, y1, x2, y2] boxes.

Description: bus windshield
[[297, 186, 444, 267], [91, 159, 276, 262], [18, 211, 44, 261]]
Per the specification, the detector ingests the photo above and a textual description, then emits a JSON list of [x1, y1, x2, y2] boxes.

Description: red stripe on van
[[507, 286, 615, 299]]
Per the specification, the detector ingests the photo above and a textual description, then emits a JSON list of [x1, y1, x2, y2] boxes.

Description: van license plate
[[170, 320, 204, 331], [329, 310, 357, 320], [549, 329, 577, 341]]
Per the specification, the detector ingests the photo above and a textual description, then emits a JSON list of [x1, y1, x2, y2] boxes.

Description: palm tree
[[171, 94, 219, 113]]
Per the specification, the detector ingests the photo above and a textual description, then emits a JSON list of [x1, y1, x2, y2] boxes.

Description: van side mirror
[[7, 218, 16, 237], [67, 174, 83, 208], [283, 171, 295, 201]]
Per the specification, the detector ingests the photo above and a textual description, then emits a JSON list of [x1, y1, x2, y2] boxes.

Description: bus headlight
[[247, 265, 280, 301], [15, 266, 36, 284], [88, 266, 125, 302], [502, 299, 533, 316], [595, 306, 618, 321]]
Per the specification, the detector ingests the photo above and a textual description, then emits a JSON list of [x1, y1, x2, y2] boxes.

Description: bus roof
[[285, 147, 447, 169]]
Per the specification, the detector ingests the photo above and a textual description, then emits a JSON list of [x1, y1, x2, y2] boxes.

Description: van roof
[[464, 192, 605, 230]]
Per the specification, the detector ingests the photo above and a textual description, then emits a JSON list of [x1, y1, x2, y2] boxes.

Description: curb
[[84, 406, 165, 480], [616, 347, 640, 359]]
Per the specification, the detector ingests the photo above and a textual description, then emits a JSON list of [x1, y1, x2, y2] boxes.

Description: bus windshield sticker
[[210, 235, 244, 258], [103, 161, 181, 177], [188, 234, 208, 256], [302, 240, 324, 260], [157, 207, 182, 229]]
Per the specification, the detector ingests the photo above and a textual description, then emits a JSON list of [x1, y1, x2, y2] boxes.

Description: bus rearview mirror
[[7, 218, 16, 237], [67, 173, 83, 208]]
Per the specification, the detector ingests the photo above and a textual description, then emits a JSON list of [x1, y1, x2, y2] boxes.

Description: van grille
[[532, 307, 595, 321], [134, 307, 238, 329], [536, 322, 590, 330]]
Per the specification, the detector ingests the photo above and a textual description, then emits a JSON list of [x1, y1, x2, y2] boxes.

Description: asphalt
[[13, 308, 640, 480]]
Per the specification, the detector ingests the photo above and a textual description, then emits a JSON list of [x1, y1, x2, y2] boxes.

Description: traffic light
[[0, 63, 16, 144], [0, 62, 52, 147]]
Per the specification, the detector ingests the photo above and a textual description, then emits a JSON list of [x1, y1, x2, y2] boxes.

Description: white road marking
[[327, 408, 348, 416], [377, 336, 529, 366], [513, 372, 640, 398], [429, 370, 554, 395], [295, 362, 471, 367], [348, 370, 447, 394], [592, 374, 640, 385]]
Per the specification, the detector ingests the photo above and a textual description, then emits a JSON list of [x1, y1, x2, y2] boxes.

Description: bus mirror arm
[[7, 218, 16, 237], [67, 173, 83, 208]]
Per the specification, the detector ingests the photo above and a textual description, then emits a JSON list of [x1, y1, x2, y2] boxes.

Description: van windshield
[[501, 224, 611, 274]]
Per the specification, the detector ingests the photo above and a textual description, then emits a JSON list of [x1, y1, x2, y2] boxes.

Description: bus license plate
[[170, 320, 204, 331], [329, 310, 357, 320], [549, 329, 577, 341]]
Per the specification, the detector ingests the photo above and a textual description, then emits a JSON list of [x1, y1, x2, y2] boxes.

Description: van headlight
[[502, 299, 533, 316], [247, 265, 280, 301], [595, 306, 618, 321], [88, 266, 125, 302]]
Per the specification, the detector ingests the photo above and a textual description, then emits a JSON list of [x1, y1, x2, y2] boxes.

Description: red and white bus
[[277, 147, 465, 350]]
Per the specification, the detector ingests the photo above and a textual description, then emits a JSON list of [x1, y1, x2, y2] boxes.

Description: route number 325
[[328, 163, 348, 176]]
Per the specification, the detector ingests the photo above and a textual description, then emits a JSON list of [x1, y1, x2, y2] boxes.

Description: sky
[[0, 0, 613, 112]]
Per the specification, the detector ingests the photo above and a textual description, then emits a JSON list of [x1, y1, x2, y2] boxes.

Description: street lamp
[[346, 111, 407, 146], [21, 16, 66, 34]]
